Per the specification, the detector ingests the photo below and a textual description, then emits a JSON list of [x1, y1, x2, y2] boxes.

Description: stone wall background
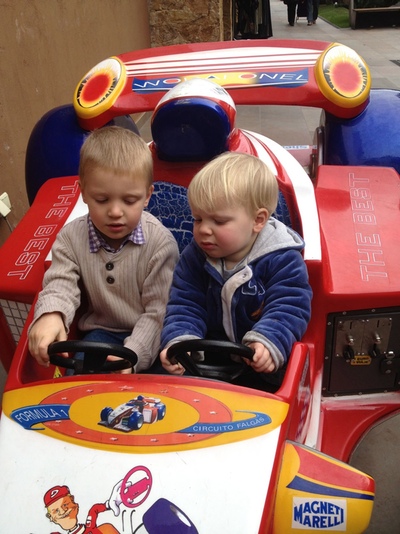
[[148, 0, 232, 46]]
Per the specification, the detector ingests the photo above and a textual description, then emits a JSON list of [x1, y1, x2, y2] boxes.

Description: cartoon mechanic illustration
[[43, 467, 199, 533], [44, 480, 123, 534]]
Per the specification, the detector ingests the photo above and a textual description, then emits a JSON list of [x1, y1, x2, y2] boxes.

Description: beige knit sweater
[[31, 212, 179, 371]]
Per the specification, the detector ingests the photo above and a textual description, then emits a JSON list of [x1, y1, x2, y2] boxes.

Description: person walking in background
[[296, 0, 308, 22], [236, 0, 259, 37], [307, 0, 319, 25], [284, 0, 298, 26]]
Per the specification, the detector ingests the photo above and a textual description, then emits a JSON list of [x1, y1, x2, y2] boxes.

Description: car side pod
[[272, 441, 374, 533], [321, 88, 400, 174]]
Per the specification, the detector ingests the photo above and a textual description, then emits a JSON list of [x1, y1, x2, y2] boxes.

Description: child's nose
[[199, 222, 212, 234], [108, 203, 123, 217]]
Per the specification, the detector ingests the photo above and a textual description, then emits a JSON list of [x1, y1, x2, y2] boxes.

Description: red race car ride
[[1, 38, 399, 533]]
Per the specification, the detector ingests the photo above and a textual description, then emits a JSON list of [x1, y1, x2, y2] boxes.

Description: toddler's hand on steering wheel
[[160, 348, 185, 375]]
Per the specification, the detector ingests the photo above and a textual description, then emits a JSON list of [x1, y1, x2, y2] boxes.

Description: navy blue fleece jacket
[[161, 217, 312, 369]]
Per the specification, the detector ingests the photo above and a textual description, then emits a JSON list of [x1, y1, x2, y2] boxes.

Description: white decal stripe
[[243, 130, 321, 261], [123, 48, 321, 76], [126, 60, 316, 77], [125, 47, 322, 65]]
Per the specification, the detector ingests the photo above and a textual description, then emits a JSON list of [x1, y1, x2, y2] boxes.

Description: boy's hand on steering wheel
[[107, 355, 133, 374], [28, 312, 68, 366]]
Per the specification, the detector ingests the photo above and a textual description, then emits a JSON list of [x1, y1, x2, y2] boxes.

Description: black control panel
[[323, 308, 400, 396]]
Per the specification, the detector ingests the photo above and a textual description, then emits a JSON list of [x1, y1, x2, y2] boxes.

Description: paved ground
[[1, 3, 399, 532]]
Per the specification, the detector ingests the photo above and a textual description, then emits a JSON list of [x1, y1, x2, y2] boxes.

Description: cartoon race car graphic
[[99, 395, 166, 432]]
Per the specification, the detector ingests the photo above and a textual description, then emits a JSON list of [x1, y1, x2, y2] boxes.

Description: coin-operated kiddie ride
[[1, 38, 400, 532]]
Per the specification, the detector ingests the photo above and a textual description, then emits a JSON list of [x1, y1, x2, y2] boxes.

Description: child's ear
[[254, 208, 269, 233], [144, 184, 154, 208], [78, 180, 87, 204]]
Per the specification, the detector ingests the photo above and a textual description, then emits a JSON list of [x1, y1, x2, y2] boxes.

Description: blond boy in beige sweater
[[28, 126, 179, 372]]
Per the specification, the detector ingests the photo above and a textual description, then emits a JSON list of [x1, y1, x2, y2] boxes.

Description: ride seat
[[147, 182, 193, 254], [147, 182, 291, 254], [147, 79, 292, 252]]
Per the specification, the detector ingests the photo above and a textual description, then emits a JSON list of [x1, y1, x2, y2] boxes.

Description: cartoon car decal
[[99, 395, 166, 432]]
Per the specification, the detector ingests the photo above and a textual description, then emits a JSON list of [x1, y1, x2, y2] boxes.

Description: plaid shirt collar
[[87, 215, 145, 253]]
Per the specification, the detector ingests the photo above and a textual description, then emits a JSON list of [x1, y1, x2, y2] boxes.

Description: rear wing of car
[[73, 39, 372, 131]]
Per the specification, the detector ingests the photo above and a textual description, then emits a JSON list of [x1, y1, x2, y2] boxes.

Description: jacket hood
[[247, 217, 304, 263]]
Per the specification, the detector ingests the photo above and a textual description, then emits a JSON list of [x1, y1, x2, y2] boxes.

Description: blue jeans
[[307, 0, 319, 22], [80, 329, 129, 345], [66, 329, 130, 375]]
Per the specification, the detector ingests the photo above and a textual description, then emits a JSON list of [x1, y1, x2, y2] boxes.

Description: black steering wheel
[[48, 340, 138, 375], [166, 339, 254, 382]]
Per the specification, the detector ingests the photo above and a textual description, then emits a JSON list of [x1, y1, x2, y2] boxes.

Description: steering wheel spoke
[[48, 340, 138, 375], [167, 339, 254, 382]]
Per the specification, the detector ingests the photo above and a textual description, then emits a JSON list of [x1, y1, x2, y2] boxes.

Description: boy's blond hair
[[188, 152, 278, 216], [79, 126, 153, 186]]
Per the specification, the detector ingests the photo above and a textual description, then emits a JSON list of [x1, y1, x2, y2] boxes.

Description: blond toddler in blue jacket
[[160, 152, 312, 380]]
